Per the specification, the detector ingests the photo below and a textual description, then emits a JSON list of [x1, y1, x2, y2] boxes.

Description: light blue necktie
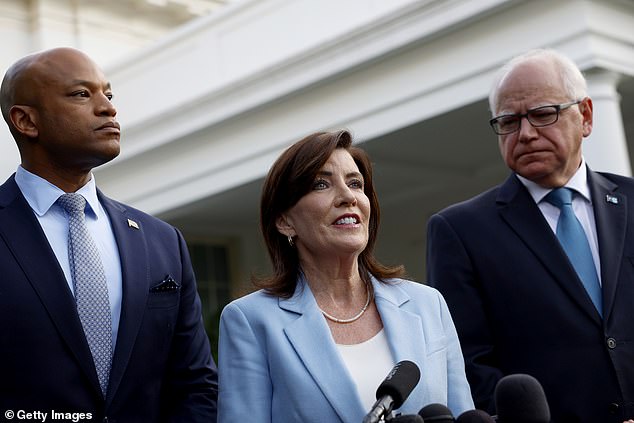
[[545, 187, 602, 316], [58, 193, 112, 396]]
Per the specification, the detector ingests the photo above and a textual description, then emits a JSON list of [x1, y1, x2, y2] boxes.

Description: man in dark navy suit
[[0, 47, 217, 421], [427, 49, 634, 423]]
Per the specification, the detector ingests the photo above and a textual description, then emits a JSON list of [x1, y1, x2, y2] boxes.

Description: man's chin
[[516, 167, 569, 188], [515, 163, 551, 182], [91, 148, 121, 168]]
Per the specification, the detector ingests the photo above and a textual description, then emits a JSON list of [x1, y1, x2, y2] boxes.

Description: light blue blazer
[[218, 276, 474, 422]]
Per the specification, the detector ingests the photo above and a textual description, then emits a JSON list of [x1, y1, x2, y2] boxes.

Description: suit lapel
[[98, 193, 149, 404], [588, 170, 625, 322], [0, 177, 101, 394], [497, 174, 601, 324], [280, 278, 366, 423], [373, 279, 424, 364], [373, 279, 428, 411]]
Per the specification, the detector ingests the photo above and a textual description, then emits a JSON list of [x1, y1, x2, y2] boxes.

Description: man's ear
[[9, 105, 38, 138], [275, 214, 295, 237], [579, 97, 593, 138]]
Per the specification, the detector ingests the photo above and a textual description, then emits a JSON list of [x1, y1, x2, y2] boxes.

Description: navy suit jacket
[[426, 168, 634, 423], [0, 175, 218, 422], [217, 276, 474, 422]]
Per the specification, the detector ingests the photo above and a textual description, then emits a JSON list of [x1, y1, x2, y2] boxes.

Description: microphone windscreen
[[418, 403, 455, 422], [376, 360, 421, 408], [456, 409, 496, 423], [388, 415, 425, 423], [494, 373, 551, 423]]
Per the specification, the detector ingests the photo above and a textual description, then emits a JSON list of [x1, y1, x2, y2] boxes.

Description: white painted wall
[[0, 0, 228, 179]]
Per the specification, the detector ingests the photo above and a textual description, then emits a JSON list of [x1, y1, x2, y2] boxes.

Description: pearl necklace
[[319, 284, 371, 324]]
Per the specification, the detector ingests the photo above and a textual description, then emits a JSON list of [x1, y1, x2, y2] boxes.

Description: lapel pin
[[127, 218, 140, 229], [605, 195, 619, 205]]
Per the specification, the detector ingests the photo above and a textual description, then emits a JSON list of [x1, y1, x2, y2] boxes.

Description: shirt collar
[[15, 166, 101, 218], [516, 157, 591, 204]]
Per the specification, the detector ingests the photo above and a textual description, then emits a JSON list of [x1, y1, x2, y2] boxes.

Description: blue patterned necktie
[[57, 193, 112, 396], [545, 187, 603, 316]]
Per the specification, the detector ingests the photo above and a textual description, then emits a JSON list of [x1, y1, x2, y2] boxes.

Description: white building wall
[[0, 0, 229, 177]]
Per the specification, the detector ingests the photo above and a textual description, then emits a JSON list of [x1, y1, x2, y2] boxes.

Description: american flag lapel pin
[[127, 218, 140, 229], [605, 194, 619, 205]]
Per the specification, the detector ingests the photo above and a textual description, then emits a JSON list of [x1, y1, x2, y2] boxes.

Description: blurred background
[[1, 0, 633, 356]]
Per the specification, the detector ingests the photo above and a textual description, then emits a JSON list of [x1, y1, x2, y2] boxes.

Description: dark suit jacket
[[0, 175, 218, 422], [426, 168, 634, 423]]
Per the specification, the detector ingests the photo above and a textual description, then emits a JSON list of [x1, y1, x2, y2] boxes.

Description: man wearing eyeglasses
[[426, 49, 634, 423]]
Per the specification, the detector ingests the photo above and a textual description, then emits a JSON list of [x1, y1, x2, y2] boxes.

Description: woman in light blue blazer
[[218, 130, 474, 422]]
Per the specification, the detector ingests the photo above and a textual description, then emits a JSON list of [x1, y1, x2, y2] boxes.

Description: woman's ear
[[275, 214, 295, 237]]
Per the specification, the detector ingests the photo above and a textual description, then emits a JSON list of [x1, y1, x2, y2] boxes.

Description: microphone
[[455, 410, 496, 422], [387, 415, 425, 423], [418, 403, 454, 422], [494, 374, 551, 423], [363, 360, 421, 423]]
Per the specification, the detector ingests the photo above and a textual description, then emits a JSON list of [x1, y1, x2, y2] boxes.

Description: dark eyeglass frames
[[489, 100, 582, 135]]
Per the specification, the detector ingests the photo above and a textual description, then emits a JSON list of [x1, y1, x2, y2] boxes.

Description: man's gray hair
[[488, 48, 587, 115]]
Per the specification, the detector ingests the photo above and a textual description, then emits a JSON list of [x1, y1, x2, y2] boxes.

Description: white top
[[336, 328, 395, 412]]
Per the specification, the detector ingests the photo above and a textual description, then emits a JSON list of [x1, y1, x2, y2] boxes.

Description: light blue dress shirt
[[15, 166, 123, 348]]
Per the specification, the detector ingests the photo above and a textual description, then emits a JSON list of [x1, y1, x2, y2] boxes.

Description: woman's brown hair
[[254, 129, 404, 297]]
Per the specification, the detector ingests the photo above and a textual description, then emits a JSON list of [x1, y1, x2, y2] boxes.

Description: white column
[[583, 69, 631, 176]]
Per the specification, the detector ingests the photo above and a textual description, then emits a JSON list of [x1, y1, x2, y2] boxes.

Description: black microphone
[[494, 373, 551, 423], [455, 409, 496, 423], [362, 360, 421, 423], [387, 415, 425, 423], [418, 403, 454, 422]]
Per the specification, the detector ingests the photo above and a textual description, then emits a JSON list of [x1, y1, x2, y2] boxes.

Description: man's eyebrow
[[69, 79, 112, 90], [497, 102, 557, 115]]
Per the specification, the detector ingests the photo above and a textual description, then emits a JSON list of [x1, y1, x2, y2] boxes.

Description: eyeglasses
[[489, 100, 582, 135]]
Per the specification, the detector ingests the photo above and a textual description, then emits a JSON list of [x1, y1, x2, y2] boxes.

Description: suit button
[[609, 402, 620, 414], [607, 337, 617, 349]]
